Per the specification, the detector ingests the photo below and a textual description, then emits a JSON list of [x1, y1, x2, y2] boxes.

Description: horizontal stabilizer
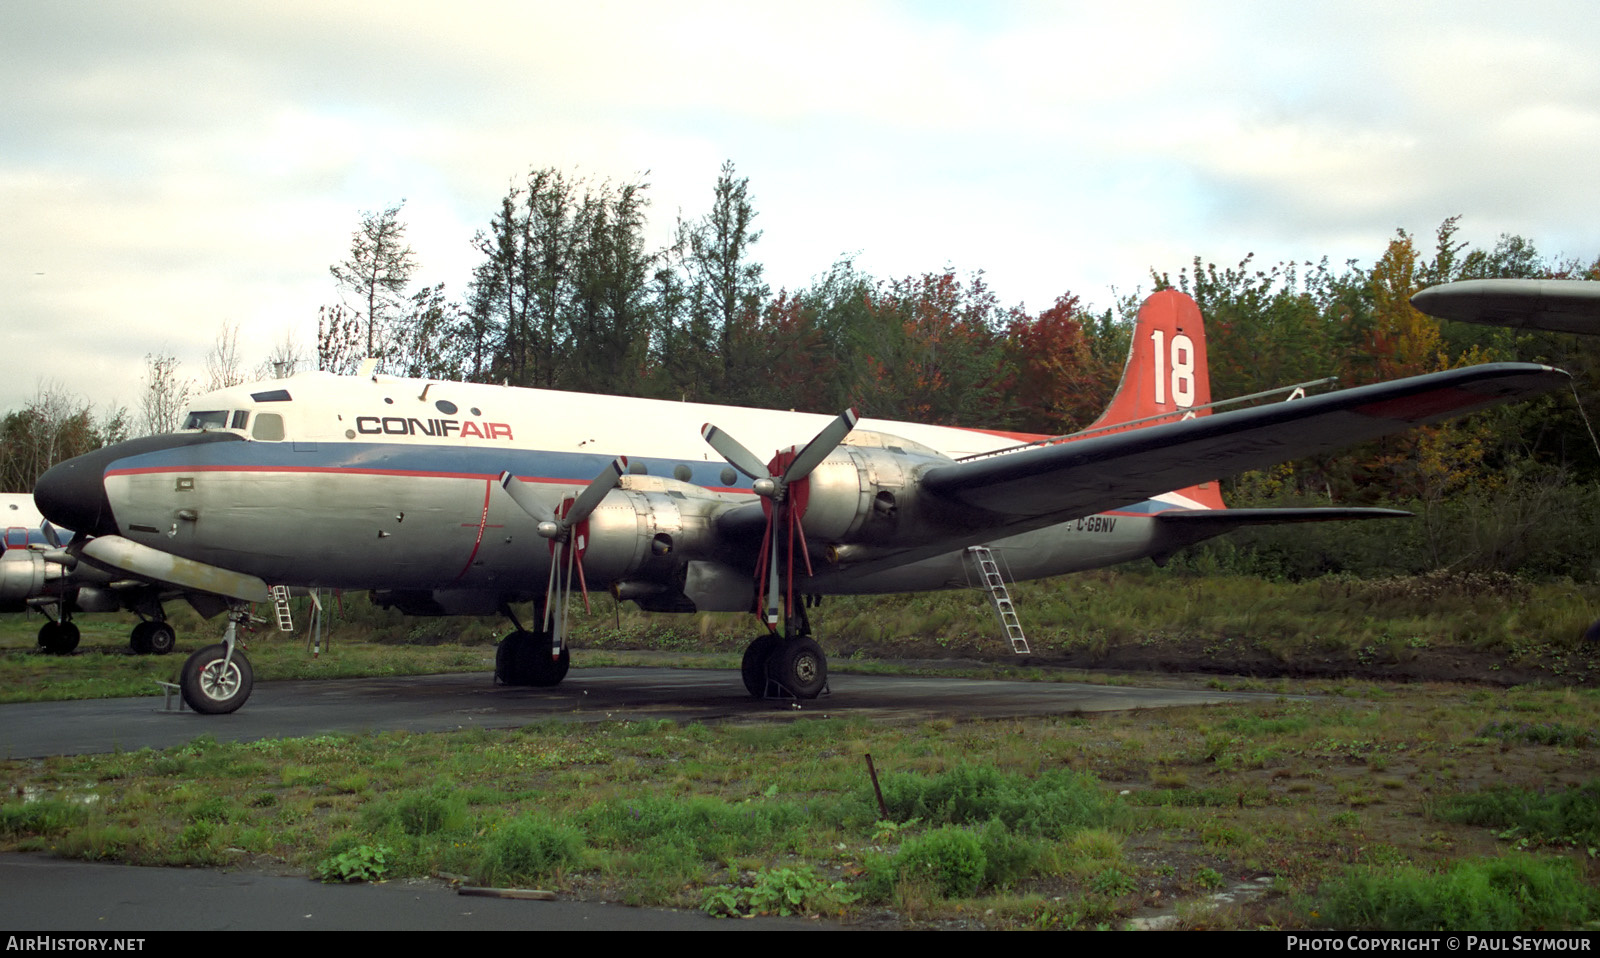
[[1156, 507, 1412, 527], [78, 535, 270, 603]]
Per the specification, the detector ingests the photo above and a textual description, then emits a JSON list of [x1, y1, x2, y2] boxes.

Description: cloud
[[4, 0, 1600, 417]]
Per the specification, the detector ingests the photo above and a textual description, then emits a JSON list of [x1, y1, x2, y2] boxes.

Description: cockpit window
[[251, 413, 285, 442], [181, 410, 227, 430], [230, 410, 250, 430], [251, 389, 292, 403]]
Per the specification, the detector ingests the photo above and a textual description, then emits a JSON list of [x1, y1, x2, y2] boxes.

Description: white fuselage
[[94, 372, 1202, 610]]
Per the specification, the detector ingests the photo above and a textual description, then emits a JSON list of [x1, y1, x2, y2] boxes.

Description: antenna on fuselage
[[356, 358, 378, 380]]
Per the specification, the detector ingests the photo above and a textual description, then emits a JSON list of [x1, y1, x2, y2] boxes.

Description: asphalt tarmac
[[0, 665, 1272, 758]]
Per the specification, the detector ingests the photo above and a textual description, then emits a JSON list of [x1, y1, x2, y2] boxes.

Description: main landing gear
[[495, 629, 571, 687], [741, 610, 829, 701], [37, 618, 79, 655], [493, 603, 572, 688], [742, 633, 829, 700], [179, 607, 253, 714], [129, 619, 176, 655]]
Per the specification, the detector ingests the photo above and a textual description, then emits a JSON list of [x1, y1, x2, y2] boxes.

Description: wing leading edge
[[920, 362, 1567, 524]]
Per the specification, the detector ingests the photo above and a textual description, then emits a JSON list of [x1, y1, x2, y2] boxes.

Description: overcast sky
[[5, 1, 1599, 418]]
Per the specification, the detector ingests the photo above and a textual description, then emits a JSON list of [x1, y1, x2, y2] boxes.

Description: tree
[[1001, 293, 1105, 433], [255, 328, 308, 380], [139, 352, 191, 436], [669, 160, 768, 401], [465, 169, 655, 392], [853, 270, 1006, 425], [1, 385, 125, 493], [317, 304, 364, 375], [329, 201, 418, 364], [205, 321, 246, 393]]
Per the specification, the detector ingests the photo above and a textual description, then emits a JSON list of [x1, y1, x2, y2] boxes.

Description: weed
[[0, 800, 90, 837], [703, 865, 856, 918], [478, 815, 584, 886], [1431, 780, 1600, 848], [1310, 854, 1599, 930], [315, 843, 392, 883], [892, 826, 986, 898], [1091, 866, 1137, 897]]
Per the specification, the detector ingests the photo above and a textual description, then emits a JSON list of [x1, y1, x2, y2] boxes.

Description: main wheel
[[180, 644, 253, 714], [525, 645, 570, 687], [38, 621, 80, 655], [148, 622, 177, 655], [766, 636, 827, 700], [130, 621, 154, 655], [495, 630, 570, 687], [741, 634, 780, 697]]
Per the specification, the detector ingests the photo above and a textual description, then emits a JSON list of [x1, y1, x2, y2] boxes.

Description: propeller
[[498, 457, 627, 658], [701, 409, 858, 630], [39, 520, 61, 550]]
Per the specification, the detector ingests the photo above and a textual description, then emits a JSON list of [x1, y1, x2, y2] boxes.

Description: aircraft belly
[[822, 514, 1160, 594]]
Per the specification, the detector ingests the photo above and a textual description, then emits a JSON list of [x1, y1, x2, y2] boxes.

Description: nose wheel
[[178, 608, 254, 714]]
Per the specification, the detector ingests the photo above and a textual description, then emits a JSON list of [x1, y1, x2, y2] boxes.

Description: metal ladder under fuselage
[[966, 546, 1030, 654], [270, 585, 294, 632]]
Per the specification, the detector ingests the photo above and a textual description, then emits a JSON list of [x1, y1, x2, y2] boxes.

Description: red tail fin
[[1085, 290, 1224, 509], [1089, 290, 1211, 431]]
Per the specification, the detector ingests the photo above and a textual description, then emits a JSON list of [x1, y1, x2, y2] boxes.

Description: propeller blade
[[39, 521, 61, 549], [498, 470, 551, 523], [701, 423, 771, 481], [501, 456, 626, 535], [783, 408, 859, 482], [561, 457, 627, 530]]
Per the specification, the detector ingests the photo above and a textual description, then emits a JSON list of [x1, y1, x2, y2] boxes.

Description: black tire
[[741, 634, 780, 697], [766, 636, 827, 700], [180, 644, 253, 714], [525, 645, 570, 687], [38, 621, 80, 655], [148, 622, 176, 655], [130, 622, 154, 655], [494, 631, 521, 684], [496, 630, 570, 687]]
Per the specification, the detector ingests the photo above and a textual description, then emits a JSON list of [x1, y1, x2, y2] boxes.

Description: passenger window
[[252, 413, 285, 441]]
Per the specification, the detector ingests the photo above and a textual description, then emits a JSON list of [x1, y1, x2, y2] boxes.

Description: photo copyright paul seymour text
[[1287, 937, 1592, 952]]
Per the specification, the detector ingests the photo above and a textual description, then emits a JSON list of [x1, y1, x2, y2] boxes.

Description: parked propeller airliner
[[34, 291, 1569, 713]]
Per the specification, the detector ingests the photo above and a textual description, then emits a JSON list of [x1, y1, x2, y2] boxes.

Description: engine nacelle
[[0, 550, 48, 605], [792, 431, 956, 547], [572, 476, 730, 583]]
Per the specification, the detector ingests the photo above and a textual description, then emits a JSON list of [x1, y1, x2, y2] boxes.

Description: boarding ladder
[[270, 585, 294, 632], [966, 546, 1030, 654]]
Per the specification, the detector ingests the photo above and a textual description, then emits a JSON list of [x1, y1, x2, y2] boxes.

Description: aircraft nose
[[33, 431, 247, 540], [34, 446, 122, 539]]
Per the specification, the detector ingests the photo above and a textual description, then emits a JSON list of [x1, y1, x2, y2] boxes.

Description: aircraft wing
[[919, 362, 1564, 522], [74, 535, 271, 604]]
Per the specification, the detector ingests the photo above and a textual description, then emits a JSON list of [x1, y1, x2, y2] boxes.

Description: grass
[[2, 682, 1598, 929], [3, 567, 1600, 928]]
